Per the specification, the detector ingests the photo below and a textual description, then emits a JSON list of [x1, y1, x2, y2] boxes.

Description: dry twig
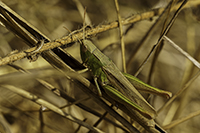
[[0, 1, 198, 67]]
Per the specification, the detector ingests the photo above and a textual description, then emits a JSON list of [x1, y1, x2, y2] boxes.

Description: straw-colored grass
[[0, 0, 200, 133]]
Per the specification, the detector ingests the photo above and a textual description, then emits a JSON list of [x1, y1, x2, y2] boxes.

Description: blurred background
[[0, 0, 200, 133]]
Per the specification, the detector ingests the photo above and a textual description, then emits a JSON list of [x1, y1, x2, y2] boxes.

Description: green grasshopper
[[80, 39, 172, 120]]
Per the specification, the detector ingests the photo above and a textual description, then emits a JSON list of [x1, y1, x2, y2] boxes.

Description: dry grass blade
[[1, 84, 103, 133], [0, 1, 198, 66], [157, 71, 200, 113], [0, 1, 84, 70], [9, 63, 129, 132], [134, 0, 188, 76], [60, 69, 140, 133], [164, 36, 200, 69], [73, 0, 92, 26], [146, 0, 175, 84], [0, 0, 200, 132], [114, 0, 126, 73], [127, 0, 174, 71], [0, 113, 11, 133], [163, 109, 200, 130], [157, 35, 200, 113]]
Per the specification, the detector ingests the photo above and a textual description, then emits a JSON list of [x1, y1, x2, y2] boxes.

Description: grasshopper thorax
[[80, 40, 105, 78]]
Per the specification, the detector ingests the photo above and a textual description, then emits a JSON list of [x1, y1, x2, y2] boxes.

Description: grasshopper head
[[80, 40, 94, 64], [82, 40, 97, 53]]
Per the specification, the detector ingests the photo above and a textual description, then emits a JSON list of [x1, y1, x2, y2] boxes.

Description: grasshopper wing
[[102, 66, 157, 119]]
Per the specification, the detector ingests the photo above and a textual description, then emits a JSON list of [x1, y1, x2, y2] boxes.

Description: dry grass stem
[[163, 109, 200, 130], [0, 0, 200, 132], [134, 0, 188, 77], [1, 84, 103, 133], [0, 1, 198, 67], [114, 0, 126, 73], [164, 36, 200, 69]]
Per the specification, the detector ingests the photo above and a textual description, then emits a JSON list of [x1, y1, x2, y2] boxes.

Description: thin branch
[[127, 0, 174, 70], [0, 1, 198, 67], [134, 0, 188, 77]]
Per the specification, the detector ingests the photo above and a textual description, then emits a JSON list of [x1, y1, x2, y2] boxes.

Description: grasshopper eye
[[102, 82, 108, 86]]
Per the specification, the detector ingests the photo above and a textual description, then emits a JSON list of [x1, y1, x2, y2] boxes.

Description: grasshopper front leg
[[94, 76, 102, 96]]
